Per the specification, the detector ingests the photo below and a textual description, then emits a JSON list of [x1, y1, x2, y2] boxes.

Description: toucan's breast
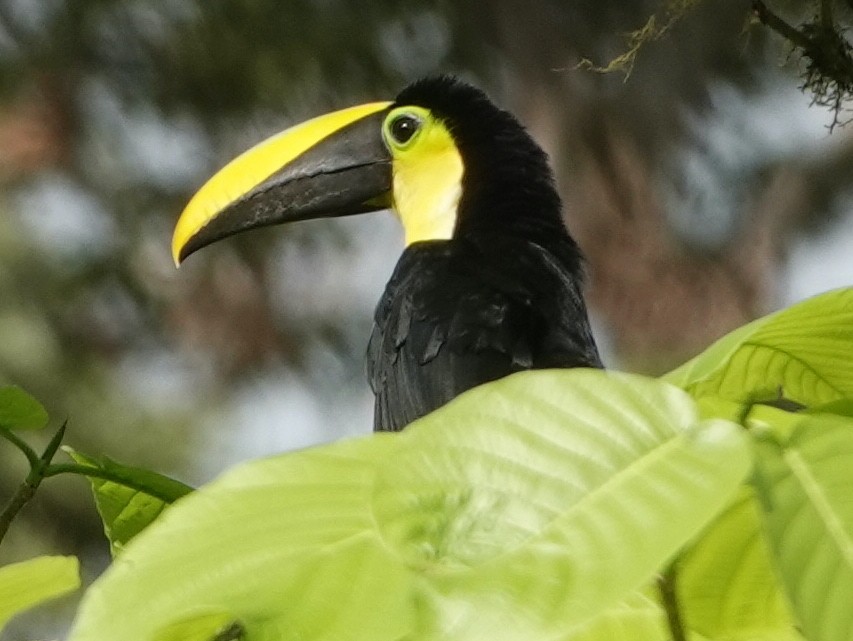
[[368, 233, 602, 432]]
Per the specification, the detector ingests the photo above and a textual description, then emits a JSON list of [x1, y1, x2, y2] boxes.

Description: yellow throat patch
[[383, 106, 463, 245]]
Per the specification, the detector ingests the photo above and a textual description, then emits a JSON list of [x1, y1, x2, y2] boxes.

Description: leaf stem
[[658, 562, 687, 641], [42, 464, 190, 503], [0, 427, 40, 467]]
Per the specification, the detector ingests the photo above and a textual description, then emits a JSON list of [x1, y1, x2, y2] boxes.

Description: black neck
[[452, 121, 579, 267]]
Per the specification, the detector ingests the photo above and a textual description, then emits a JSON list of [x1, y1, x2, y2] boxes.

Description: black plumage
[[368, 77, 602, 431]]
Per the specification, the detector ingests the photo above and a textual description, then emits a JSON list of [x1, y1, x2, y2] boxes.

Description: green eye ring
[[384, 110, 424, 148]]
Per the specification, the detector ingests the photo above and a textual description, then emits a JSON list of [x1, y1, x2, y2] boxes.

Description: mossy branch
[[580, 0, 853, 128], [751, 1, 853, 129], [577, 0, 702, 76]]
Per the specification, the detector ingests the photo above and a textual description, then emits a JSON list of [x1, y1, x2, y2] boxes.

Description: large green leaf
[[0, 556, 80, 631], [377, 378, 751, 638], [0, 385, 48, 430], [66, 448, 194, 556], [754, 412, 853, 641], [71, 433, 412, 641], [664, 287, 853, 407], [69, 370, 750, 641], [677, 486, 802, 641]]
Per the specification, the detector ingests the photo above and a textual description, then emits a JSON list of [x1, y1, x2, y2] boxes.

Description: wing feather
[[368, 237, 601, 432]]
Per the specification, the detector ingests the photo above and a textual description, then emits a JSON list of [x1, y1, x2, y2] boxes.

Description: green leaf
[[69, 370, 750, 641], [808, 398, 853, 418], [664, 287, 853, 408], [562, 589, 669, 641], [678, 485, 802, 641], [0, 556, 80, 631], [153, 612, 243, 641], [0, 385, 48, 430], [374, 377, 752, 638], [755, 412, 853, 641], [66, 448, 194, 555], [71, 434, 412, 641]]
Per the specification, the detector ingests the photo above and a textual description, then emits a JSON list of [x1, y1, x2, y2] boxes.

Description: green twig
[[658, 562, 687, 641], [42, 420, 68, 465], [0, 474, 39, 546], [0, 421, 68, 548]]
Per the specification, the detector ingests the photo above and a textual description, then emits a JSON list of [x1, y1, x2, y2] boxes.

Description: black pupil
[[391, 115, 419, 144]]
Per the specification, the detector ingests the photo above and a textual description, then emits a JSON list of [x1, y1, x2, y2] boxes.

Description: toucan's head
[[172, 76, 558, 265]]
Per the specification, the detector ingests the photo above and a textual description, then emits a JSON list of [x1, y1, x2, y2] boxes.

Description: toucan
[[172, 76, 602, 432]]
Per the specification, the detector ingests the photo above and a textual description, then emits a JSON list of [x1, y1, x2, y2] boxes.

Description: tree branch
[[752, 0, 853, 129], [752, 1, 811, 49], [820, 0, 834, 30]]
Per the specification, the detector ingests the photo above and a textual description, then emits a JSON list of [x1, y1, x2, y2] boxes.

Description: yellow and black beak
[[172, 101, 393, 265]]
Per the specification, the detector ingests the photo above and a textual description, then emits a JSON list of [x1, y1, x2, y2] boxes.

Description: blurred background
[[1, 0, 852, 637]]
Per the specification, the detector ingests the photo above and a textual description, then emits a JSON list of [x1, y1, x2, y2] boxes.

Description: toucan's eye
[[389, 114, 421, 145]]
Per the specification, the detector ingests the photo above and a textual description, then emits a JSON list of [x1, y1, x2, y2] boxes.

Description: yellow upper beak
[[172, 101, 392, 266]]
